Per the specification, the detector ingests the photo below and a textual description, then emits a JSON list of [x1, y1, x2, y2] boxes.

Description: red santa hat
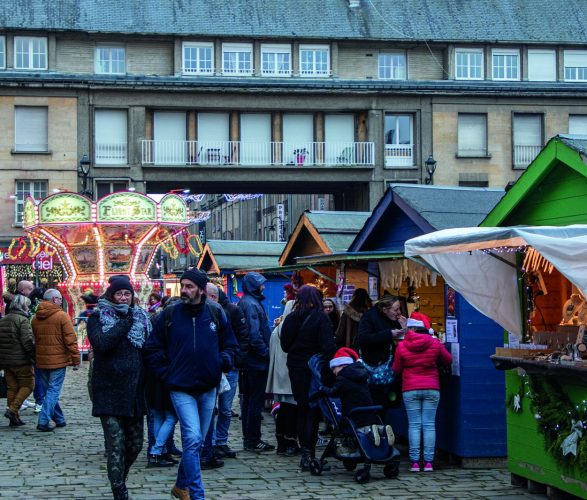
[[329, 347, 359, 369], [410, 311, 431, 330]]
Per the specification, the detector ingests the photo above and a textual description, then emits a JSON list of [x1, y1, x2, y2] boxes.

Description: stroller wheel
[[342, 459, 357, 471], [354, 468, 370, 484], [309, 458, 323, 476], [383, 460, 400, 478]]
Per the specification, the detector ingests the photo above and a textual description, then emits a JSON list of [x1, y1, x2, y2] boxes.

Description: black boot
[[276, 435, 287, 455], [299, 448, 312, 472], [111, 484, 128, 500]]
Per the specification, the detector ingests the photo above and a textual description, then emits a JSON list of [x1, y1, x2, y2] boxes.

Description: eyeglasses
[[114, 291, 133, 298]]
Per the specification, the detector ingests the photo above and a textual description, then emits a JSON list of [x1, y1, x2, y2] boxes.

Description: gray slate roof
[[1, 0, 586, 44], [392, 185, 505, 230], [205, 240, 285, 270], [558, 134, 587, 157], [305, 210, 371, 252]]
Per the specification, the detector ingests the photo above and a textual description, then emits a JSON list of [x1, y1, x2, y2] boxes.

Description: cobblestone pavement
[[0, 364, 545, 500]]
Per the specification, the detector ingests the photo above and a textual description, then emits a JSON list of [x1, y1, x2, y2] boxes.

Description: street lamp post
[[78, 154, 92, 196], [424, 154, 437, 185]]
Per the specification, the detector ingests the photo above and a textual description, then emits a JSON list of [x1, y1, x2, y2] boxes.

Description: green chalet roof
[[482, 135, 587, 227], [197, 240, 285, 274], [1, 0, 587, 44], [304, 211, 371, 253]]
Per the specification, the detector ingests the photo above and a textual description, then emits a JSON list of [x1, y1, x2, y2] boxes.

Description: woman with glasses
[[87, 276, 152, 500]]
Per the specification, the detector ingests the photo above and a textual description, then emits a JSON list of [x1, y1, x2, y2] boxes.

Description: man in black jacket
[[201, 283, 250, 467]]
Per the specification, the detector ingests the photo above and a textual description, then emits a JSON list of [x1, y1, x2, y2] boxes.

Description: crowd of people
[[0, 274, 452, 500]]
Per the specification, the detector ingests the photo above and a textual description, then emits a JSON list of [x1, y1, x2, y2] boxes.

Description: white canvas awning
[[404, 225, 587, 336]]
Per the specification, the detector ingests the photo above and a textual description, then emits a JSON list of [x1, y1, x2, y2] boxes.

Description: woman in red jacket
[[391, 318, 452, 473]]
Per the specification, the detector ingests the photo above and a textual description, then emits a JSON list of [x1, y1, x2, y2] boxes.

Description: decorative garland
[[7, 237, 28, 260]]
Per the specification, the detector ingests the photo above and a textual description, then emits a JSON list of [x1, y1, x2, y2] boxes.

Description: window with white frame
[[96, 180, 129, 199], [14, 106, 48, 152], [455, 48, 483, 80], [182, 42, 214, 75], [457, 114, 487, 156], [378, 52, 406, 80], [384, 114, 413, 167], [95, 109, 127, 164], [261, 44, 291, 76], [527, 49, 556, 81], [299, 45, 330, 77], [95, 46, 125, 75], [15, 180, 47, 225], [0, 36, 5, 69], [513, 114, 542, 169], [492, 49, 520, 80], [564, 50, 587, 82], [569, 115, 587, 135], [222, 43, 253, 75], [14, 36, 47, 70]]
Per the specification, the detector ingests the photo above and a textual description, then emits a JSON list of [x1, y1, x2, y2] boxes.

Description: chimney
[[349, 0, 361, 7]]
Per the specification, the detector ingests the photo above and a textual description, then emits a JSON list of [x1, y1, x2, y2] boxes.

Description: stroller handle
[[347, 405, 384, 416]]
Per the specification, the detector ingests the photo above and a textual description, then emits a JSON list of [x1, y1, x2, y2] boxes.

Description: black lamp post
[[424, 154, 437, 185], [78, 154, 92, 196]]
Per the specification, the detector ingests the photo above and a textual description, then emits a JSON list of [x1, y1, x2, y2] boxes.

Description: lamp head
[[425, 155, 437, 177], [78, 154, 91, 176]]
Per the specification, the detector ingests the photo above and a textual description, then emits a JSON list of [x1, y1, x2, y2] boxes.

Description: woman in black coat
[[280, 285, 336, 471]]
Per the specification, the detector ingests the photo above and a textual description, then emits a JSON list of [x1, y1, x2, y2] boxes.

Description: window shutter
[[528, 50, 556, 81], [569, 115, 587, 135], [15, 107, 48, 152], [514, 115, 542, 145], [565, 51, 587, 67], [458, 115, 486, 155]]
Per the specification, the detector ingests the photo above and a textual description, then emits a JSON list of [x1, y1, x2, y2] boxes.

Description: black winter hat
[[106, 276, 134, 296], [180, 268, 208, 290]]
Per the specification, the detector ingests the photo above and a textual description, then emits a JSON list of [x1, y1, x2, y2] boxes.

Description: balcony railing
[[513, 144, 542, 169], [385, 144, 414, 167], [141, 140, 375, 166], [95, 143, 127, 164]]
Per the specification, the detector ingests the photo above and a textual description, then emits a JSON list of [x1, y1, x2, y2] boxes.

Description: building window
[[457, 114, 488, 156], [384, 114, 413, 167], [95, 109, 127, 164], [569, 115, 587, 135], [513, 114, 542, 169], [182, 42, 214, 75], [0, 36, 5, 69], [527, 49, 556, 81], [15, 180, 47, 225], [261, 44, 291, 76], [299, 45, 330, 77], [96, 180, 129, 199], [455, 48, 483, 80], [14, 106, 48, 152], [14, 36, 47, 70], [378, 52, 406, 80], [492, 49, 520, 80], [95, 46, 125, 75], [564, 50, 587, 82], [222, 43, 253, 75]]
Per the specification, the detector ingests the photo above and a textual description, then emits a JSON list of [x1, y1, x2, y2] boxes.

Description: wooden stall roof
[[197, 240, 285, 274]]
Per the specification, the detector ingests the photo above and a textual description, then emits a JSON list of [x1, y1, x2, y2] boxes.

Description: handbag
[[0, 370, 7, 399], [362, 356, 394, 386]]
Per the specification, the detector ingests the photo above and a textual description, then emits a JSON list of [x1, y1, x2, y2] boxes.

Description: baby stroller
[[308, 355, 401, 483]]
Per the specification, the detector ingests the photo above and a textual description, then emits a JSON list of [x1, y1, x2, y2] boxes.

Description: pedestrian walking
[[87, 276, 152, 500], [0, 295, 35, 427], [32, 289, 80, 432], [144, 269, 238, 500], [238, 272, 275, 453]]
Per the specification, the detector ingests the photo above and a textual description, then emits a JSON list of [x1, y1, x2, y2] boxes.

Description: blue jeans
[[171, 389, 216, 499], [202, 369, 239, 457], [403, 389, 440, 463], [37, 368, 66, 426], [151, 409, 178, 455], [240, 369, 268, 446], [33, 366, 46, 405]]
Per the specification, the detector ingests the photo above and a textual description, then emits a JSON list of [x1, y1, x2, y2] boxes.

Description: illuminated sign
[[160, 195, 187, 222], [97, 193, 157, 222], [39, 194, 92, 224]]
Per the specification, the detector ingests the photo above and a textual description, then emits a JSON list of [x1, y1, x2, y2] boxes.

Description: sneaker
[[36, 424, 54, 432], [410, 461, 421, 472], [371, 424, 381, 446], [385, 425, 395, 447], [20, 399, 35, 411], [55, 422, 67, 428], [215, 444, 237, 459], [200, 456, 224, 470], [34, 404, 42, 414], [423, 462, 434, 472], [316, 437, 329, 448], [244, 440, 275, 453]]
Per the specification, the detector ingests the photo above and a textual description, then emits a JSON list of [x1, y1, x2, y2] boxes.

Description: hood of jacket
[[402, 329, 434, 353], [339, 361, 369, 384], [34, 300, 64, 320], [218, 288, 229, 307], [243, 272, 266, 299], [344, 304, 363, 322]]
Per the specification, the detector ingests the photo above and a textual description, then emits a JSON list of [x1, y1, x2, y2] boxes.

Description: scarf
[[97, 298, 152, 348]]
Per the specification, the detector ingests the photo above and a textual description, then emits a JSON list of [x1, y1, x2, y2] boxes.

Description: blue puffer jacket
[[143, 298, 238, 395], [238, 272, 272, 371]]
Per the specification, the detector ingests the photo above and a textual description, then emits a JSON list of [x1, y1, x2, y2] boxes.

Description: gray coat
[[0, 312, 35, 368], [266, 300, 294, 398]]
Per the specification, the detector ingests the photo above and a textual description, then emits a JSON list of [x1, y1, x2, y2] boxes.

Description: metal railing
[[141, 140, 375, 166], [95, 143, 127, 164], [385, 144, 414, 167], [513, 144, 542, 169]]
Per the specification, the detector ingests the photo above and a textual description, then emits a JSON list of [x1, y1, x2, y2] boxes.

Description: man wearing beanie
[[237, 271, 274, 453], [144, 268, 238, 500]]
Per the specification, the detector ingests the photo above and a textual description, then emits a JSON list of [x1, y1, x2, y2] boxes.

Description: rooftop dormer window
[[14, 36, 47, 70], [95, 46, 126, 75]]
